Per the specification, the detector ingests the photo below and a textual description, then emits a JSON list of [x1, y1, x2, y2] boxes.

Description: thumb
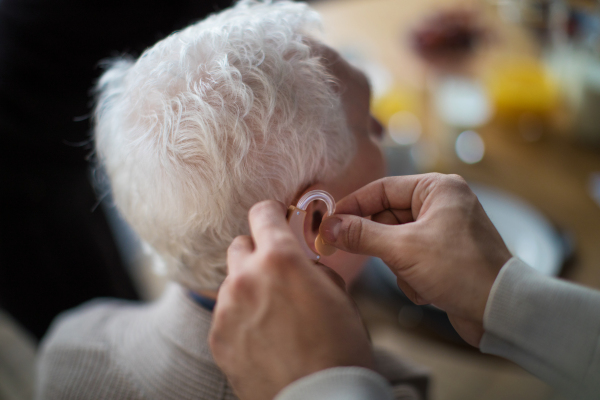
[[319, 215, 398, 258]]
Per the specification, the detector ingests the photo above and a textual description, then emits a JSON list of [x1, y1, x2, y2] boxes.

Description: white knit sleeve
[[480, 257, 600, 399], [274, 367, 395, 400]]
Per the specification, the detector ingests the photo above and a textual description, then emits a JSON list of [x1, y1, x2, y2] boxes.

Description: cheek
[[320, 251, 369, 285], [368, 139, 386, 182], [351, 138, 386, 189], [325, 136, 386, 199]]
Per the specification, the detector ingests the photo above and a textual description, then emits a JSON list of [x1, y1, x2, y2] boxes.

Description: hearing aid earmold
[[287, 190, 337, 262]]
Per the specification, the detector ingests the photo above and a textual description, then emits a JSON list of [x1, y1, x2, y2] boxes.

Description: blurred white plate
[[470, 183, 565, 277]]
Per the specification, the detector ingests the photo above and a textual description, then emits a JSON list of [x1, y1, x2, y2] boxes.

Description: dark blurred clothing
[[0, 0, 232, 339]]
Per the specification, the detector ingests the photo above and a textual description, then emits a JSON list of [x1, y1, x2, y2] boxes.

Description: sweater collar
[[152, 283, 215, 359]]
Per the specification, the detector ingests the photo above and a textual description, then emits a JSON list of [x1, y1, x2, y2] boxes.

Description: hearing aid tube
[[287, 190, 337, 261]]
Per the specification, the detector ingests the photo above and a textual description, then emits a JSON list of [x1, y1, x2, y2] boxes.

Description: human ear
[[289, 186, 337, 258], [303, 199, 327, 254]]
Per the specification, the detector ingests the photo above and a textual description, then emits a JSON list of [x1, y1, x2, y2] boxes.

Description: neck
[[195, 289, 218, 300], [189, 290, 217, 312]]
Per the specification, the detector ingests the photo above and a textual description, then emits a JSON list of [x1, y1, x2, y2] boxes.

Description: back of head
[[94, 0, 354, 290]]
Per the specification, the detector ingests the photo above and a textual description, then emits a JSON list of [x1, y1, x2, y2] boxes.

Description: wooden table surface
[[312, 0, 600, 399]]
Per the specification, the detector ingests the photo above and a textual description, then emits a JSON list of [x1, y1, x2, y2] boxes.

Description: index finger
[[334, 175, 423, 218], [247, 200, 294, 249]]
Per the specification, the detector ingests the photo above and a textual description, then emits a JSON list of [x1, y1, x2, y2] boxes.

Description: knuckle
[[447, 173, 466, 183], [261, 246, 297, 270], [249, 200, 284, 218], [444, 174, 468, 189], [379, 176, 395, 186], [429, 173, 473, 196], [420, 173, 444, 194], [268, 231, 294, 248], [249, 200, 271, 214], [228, 272, 255, 295], [260, 233, 296, 257], [426, 172, 445, 183], [445, 175, 478, 207], [447, 174, 470, 191]]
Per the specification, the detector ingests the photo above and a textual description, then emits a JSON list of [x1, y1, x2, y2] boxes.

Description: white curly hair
[[94, 0, 355, 290]]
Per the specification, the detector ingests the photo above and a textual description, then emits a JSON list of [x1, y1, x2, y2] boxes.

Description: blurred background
[[1, 0, 599, 399], [310, 0, 600, 399]]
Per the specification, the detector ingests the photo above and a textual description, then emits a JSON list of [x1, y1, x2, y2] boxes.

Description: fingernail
[[320, 217, 341, 243], [315, 234, 337, 256]]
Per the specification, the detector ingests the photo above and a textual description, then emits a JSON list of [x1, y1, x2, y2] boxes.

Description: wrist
[[474, 252, 512, 323], [482, 256, 518, 326], [448, 256, 511, 347]]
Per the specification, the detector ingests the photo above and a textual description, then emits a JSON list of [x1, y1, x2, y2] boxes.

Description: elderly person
[[36, 1, 428, 399]]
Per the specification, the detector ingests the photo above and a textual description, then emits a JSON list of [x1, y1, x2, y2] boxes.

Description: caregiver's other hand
[[319, 174, 511, 347], [209, 200, 374, 400]]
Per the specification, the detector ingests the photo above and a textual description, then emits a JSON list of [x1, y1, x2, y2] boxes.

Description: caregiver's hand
[[319, 174, 512, 347], [209, 200, 374, 400]]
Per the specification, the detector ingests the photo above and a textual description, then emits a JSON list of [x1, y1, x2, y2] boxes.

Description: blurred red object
[[411, 9, 488, 70]]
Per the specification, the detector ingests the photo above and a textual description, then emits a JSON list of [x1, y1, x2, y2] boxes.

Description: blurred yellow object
[[487, 59, 559, 119], [371, 87, 421, 126]]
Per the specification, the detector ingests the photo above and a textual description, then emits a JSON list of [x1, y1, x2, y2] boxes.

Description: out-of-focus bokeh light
[[497, 0, 522, 24], [410, 8, 488, 70], [388, 111, 422, 145], [434, 77, 492, 127], [486, 58, 559, 119], [371, 87, 420, 128], [455, 130, 485, 164]]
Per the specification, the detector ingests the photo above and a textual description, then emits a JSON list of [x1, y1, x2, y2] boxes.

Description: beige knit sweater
[[35, 283, 428, 400]]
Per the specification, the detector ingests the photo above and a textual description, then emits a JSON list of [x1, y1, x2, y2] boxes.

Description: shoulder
[[40, 298, 135, 349], [36, 298, 145, 400]]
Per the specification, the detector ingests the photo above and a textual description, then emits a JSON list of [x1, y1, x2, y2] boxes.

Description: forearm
[[480, 257, 600, 399]]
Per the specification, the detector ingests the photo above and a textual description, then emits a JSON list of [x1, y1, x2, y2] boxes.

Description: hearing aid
[[286, 190, 337, 262]]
